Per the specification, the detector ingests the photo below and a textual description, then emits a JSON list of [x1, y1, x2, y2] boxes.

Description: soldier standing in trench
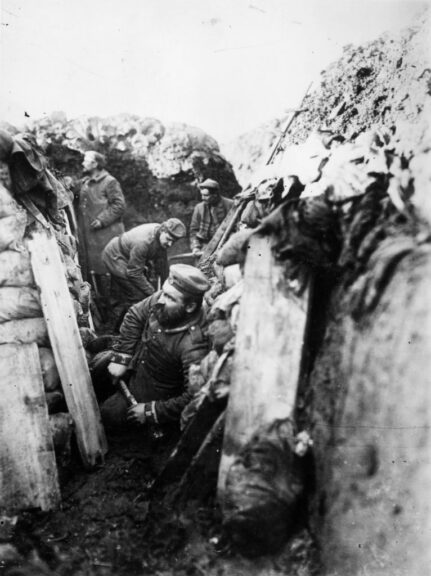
[[189, 179, 234, 257], [77, 151, 125, 303]]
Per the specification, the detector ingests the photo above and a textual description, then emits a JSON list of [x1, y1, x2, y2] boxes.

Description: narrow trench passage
[[9, 431, 319, 576]]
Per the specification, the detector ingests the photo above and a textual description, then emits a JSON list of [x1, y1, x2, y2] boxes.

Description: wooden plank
[[0, 343, 60, 511], [217, 233, 310, 497], [176, 411, 225, 504], [28, 231, 108, 467], [150, 394, 226, 495]]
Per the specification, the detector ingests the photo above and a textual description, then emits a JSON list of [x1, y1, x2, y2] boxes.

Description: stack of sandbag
[[0, 179, 47, 345]]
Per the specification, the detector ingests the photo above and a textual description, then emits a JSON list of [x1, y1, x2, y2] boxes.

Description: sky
[[0, 0, 428, 143]]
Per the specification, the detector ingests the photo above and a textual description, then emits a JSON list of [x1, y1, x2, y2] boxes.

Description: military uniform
[[100, 291, 209, 428], [189, 195, 233, 252], [102, 223, 167, 298], [77, 169, 125, 279], [102, 219, 186, 330]]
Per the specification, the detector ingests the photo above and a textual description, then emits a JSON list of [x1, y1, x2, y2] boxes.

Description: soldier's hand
[[192, 248, 203, 257], [127, 404, 146, 425], [90, 219, 102, 230], [107, 362, 128, 379]]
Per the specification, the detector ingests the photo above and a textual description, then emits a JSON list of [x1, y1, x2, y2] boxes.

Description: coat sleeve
[[97, 178, 125, 227], [154, 329, 210, 423], [112, 295, 155, 358], [125, 241, 156, 297], [189, 204, 202, 251]]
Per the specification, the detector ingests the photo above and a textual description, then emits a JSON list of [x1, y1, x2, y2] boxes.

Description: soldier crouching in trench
[[100, 264, 210, 435]]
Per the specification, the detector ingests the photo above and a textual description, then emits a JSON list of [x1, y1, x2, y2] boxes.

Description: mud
[[4, 432, 319, 576]]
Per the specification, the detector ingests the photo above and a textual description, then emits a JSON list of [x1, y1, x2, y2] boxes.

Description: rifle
[[199, 82, 314, 268], [266, 81, 313, 165]]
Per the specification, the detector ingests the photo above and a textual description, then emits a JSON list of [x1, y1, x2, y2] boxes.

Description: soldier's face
[[154, 282, 187, 326], [201, 189, 218, 205], [82, 152, 97, 173], [159, 231, 176, 249]]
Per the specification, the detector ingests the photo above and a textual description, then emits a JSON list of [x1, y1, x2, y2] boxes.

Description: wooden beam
[[175, 411, 226, 504], [28, 231, 108, 468], [150, 395, 226, 495], [0, 343, 60, 512], [217, 233, 310, 497]]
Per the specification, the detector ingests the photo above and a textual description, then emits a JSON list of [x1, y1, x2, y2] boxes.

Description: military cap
[[163, 218, 186, 239], [198, 178, 220, 192], [168, 264, 210, 297]]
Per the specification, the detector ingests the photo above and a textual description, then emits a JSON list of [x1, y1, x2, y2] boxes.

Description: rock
[[13, 114, 241, 236]]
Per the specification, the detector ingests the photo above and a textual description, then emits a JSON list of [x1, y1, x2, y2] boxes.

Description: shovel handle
[[118, 379, 138, 407]]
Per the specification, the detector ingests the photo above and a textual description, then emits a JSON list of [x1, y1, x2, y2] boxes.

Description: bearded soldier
[[101, 264, 210, 430]]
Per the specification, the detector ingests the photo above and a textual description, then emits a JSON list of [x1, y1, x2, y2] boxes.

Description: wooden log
[[28, 231, 108, 467], [150, 394, 226, 495], [0, 343, 60, 512], [217, 234, 310, 497], [175, 411, 226, 504]]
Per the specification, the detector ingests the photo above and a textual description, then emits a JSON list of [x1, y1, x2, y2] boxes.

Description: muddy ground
[[5, 432, 319, 576]]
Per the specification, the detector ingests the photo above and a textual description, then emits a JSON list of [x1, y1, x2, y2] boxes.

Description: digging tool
[[116, 378, 165, 440], [149, 349, 232, 495], [117, 379, 138, 407], [89, 270, 100, 297]]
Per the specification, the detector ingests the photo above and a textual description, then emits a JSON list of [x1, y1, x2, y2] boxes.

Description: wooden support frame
[[28, 231, 108, 468], [0, 343, 60, 512], [217, 233, 310, 497]]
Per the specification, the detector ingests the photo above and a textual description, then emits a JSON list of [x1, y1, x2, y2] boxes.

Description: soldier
[[102, 218, 186, 330], [77, 151, 125, 290], [189, 178, 234, 256], [101, 263, 210, 430]]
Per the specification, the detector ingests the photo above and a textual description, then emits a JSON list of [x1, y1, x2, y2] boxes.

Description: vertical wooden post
[[0, 343, 60, 511], [28, 231, 108, 468], [217, 234, 310, 497]]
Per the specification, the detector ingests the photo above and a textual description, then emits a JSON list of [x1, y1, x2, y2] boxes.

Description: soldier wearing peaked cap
[[101, 264, 211, 429], [102, 218, 186, 330], [189, 178, 234, 256]]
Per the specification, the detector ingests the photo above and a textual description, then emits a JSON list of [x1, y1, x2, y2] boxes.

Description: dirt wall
[[226, 10, 431, 574], [308, 247, 431, 575]]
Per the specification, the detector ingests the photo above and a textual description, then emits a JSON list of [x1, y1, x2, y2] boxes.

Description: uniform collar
[[85, 169, 108, 183]]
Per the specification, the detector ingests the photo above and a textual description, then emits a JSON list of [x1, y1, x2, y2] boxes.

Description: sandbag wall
[[0, 175, 86, 465]]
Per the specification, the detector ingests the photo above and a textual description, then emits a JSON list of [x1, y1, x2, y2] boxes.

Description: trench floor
[[7, 432, 318, 576]]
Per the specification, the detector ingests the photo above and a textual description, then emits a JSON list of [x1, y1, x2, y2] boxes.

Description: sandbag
[[0, 210, 27, 251], [0, 182, 20, 218], [0, 286, 41, 322], [221, 419, 307, 556], [216, 229, 254, 267], [0, 250, 33, 287], [0, 317, 48, 345], [38, 347, 60, 392]]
